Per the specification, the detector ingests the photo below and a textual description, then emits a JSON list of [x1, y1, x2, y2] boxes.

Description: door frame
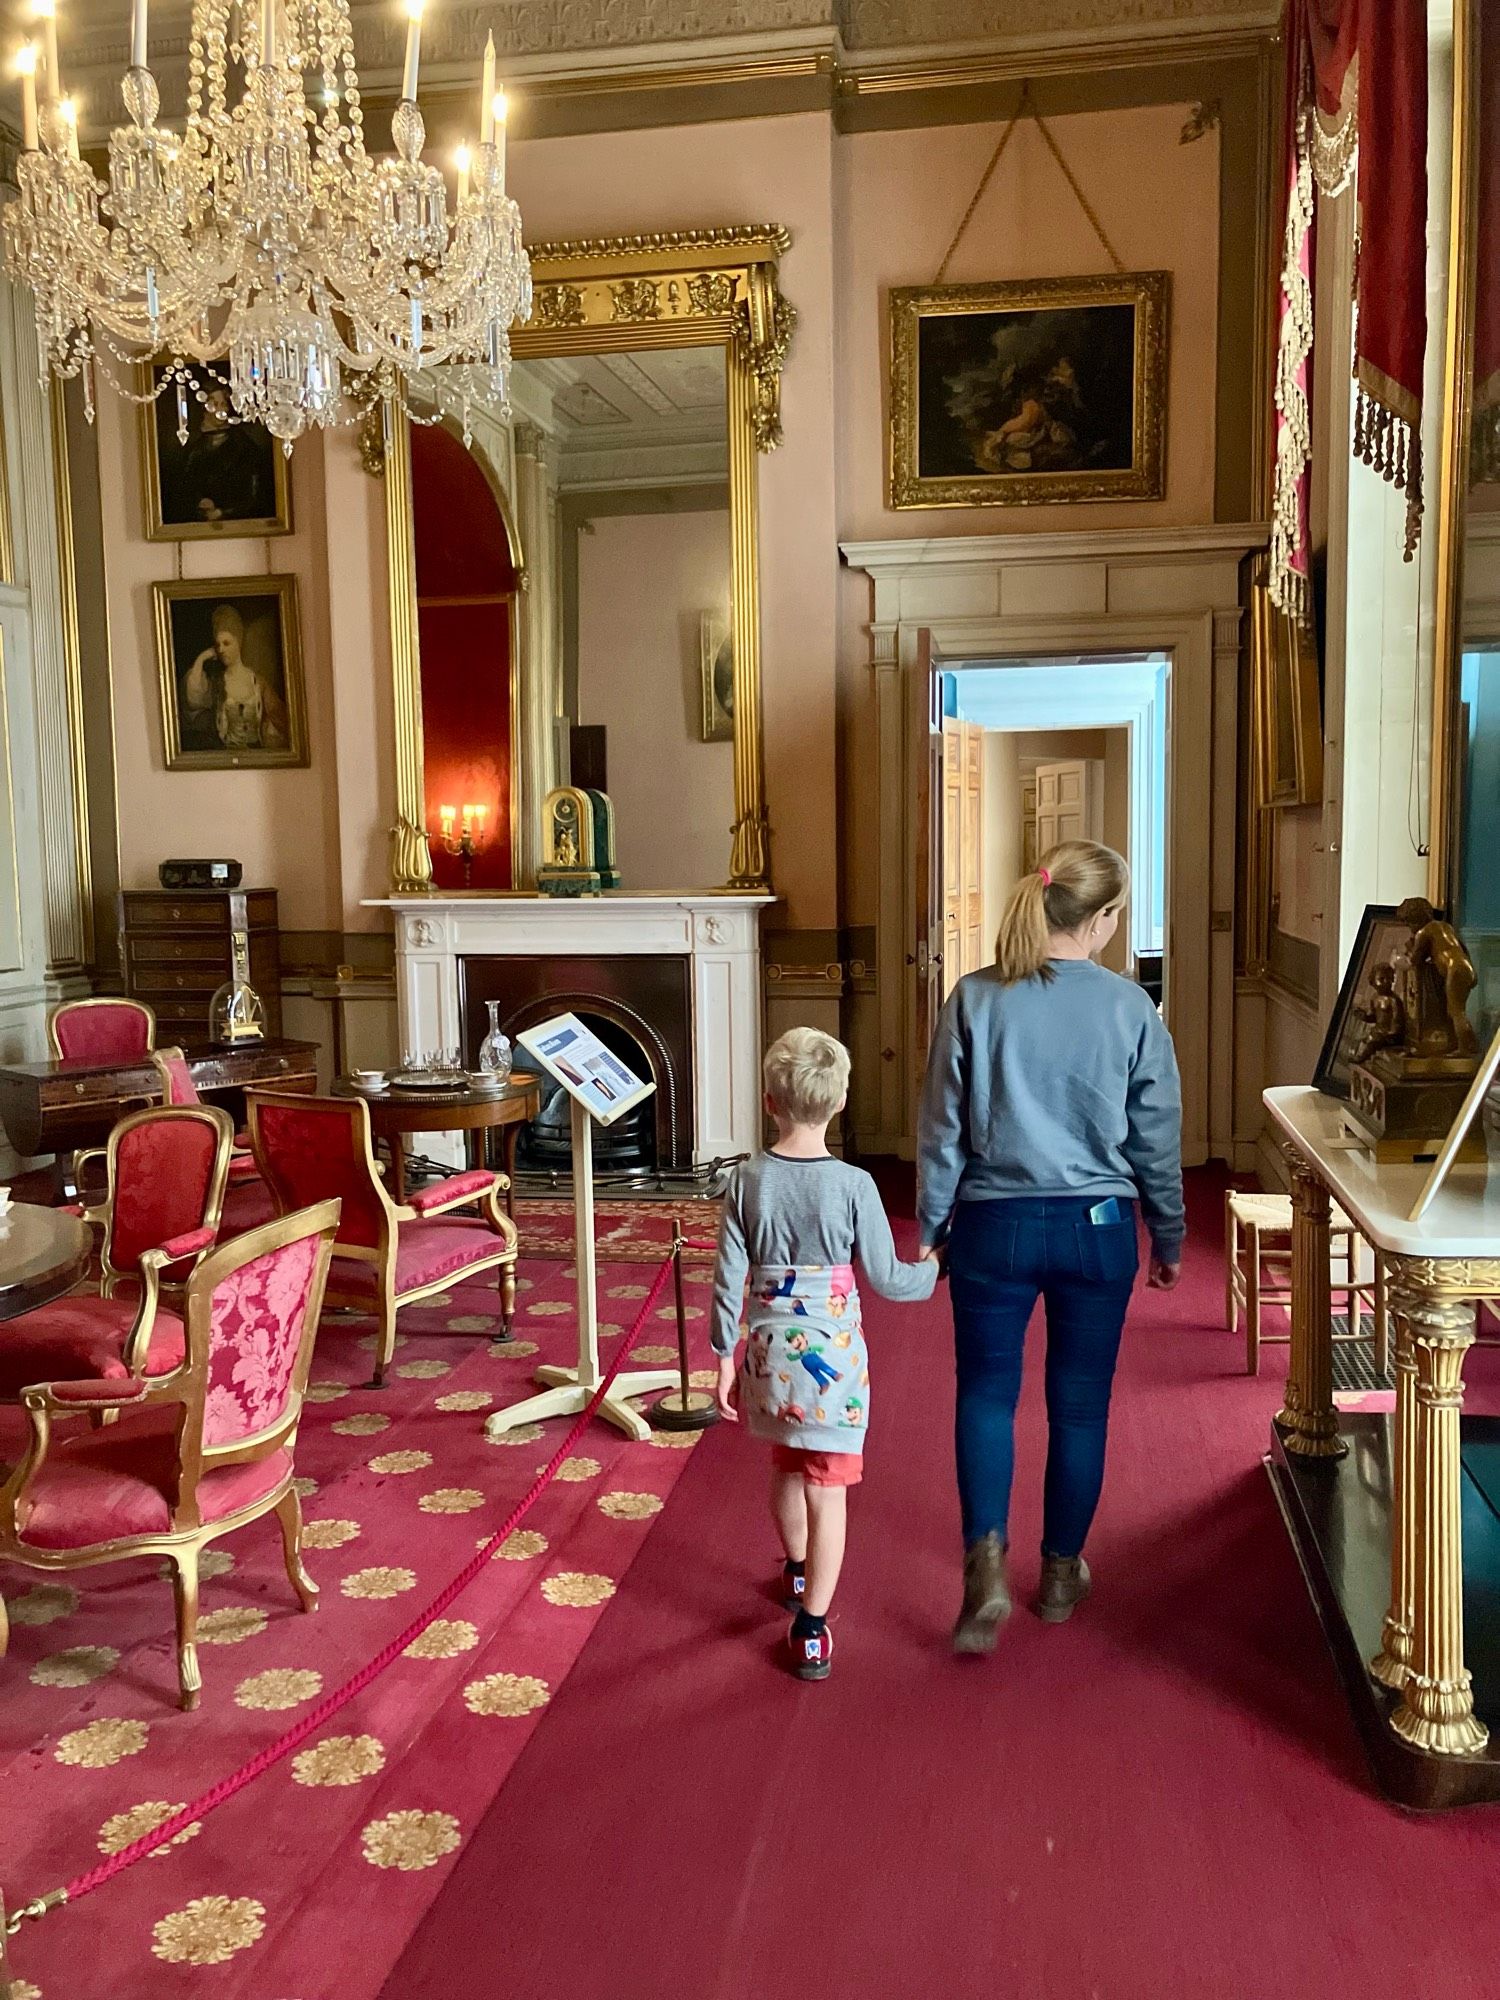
[[844, 526, 1259, 1167]]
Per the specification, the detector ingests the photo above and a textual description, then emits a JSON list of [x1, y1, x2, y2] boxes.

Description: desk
[[331, 1074, 542, 1209], [0, 1038, 319, 1162], [0, 1205, 91, 1318], [1265, 1085, 1500, 1806]]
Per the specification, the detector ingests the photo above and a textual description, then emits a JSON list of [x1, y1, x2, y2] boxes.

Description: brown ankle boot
[[952, 1532, 1011, 1654], [1036, 1554, 1091, 1623]]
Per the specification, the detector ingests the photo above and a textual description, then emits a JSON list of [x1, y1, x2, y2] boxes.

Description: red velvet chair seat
[[0, 1295, 185, 1399], [228, 1152, 261, 1185], [334, 1217, 510, 1299], [15, 1405, 290, 1550]]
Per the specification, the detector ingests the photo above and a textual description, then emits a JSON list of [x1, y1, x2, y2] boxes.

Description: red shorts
[[772, 1444, 863, 1488]]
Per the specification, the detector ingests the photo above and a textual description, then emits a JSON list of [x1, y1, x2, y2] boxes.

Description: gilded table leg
[[1275, 1149, 1346, 1459], [1389, 1261, 1488, 1756], [1370, 1283, 1418, 1689]]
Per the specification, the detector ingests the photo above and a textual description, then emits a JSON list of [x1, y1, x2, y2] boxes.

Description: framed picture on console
[[153, 576, 309, 771], [1312, 903, 1409, 1099], [888, 271, 1168, 510], [138, 362, 292, 541]]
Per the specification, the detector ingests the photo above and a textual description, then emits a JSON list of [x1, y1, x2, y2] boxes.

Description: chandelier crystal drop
[[2, 2, 532, 442]]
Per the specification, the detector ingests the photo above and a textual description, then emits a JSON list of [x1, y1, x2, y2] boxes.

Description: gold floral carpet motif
[[0, 1250, 712, 2000]]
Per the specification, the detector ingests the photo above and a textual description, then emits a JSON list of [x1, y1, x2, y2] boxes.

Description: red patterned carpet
[[384, 1173, 1500, 2000], [0, 1250, 718, 2000], [511, 1195, 721, 1263]]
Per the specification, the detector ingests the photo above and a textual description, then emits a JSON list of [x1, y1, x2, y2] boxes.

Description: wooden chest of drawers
[[118, 888, 282, 1039]]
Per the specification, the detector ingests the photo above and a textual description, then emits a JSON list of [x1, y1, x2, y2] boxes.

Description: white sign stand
[[484, 1051, 676, 1445]]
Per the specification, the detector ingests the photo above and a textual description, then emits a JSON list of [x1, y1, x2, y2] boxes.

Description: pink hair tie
[[1038, 868, 1051, 887]]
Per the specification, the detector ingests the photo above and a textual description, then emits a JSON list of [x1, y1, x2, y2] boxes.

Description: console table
[[1264, 1083, 1500, 1808]]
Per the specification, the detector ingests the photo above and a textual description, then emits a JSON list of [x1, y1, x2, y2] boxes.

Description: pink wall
[[95, 392, 346, 930], [576, 510, 736, 887], [837, 104, 1222, 933], [509, 112, 840, 931]]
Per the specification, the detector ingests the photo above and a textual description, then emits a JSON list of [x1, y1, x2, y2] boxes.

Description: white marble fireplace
[[369, 893, 775, 1166]]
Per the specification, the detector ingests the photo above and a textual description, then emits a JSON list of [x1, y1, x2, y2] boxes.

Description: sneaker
[[1035, 1554, 1091, 1624], [781, 1561, 807, 1613], [788, 1619, 833, 1681]]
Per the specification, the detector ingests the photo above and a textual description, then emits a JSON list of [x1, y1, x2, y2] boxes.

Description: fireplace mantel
[[366, 892, 776, 1164]]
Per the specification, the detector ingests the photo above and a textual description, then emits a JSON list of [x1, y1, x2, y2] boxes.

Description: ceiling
[[512, 348, 729, 492]]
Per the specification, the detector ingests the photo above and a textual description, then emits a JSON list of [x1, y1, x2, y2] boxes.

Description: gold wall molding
[[382, 405, 433, 894], [47, 379, 92, 969]]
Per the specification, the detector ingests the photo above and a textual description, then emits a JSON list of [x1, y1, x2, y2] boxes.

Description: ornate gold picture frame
[[1252, 570, 1323, 808], [138, 363, 292, 542], [154, 575, 308, 771], [888, 272, 1168, 510]]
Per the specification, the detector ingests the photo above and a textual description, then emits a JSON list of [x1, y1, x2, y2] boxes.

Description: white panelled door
[[1034, 759, 1103, 854]]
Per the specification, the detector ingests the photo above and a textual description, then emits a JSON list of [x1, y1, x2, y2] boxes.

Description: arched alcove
[[410, 423, 518, 891]]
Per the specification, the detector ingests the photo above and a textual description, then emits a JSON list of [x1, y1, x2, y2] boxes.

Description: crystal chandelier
[[2, 0, 532, 442]]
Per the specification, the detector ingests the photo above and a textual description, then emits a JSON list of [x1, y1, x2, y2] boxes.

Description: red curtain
[[1270, 0, 1429, 618]]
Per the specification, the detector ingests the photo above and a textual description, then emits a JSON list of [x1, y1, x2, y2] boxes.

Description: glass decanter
[[477, 1000, 513, 1079]]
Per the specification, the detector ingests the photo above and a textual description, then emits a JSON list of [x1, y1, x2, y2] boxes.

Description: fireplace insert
[[458, 953, 694, 1176]]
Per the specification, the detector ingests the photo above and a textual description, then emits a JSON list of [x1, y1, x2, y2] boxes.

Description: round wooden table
[[0, 1204, 93, 1319], [333, 1073, 543, 1209]]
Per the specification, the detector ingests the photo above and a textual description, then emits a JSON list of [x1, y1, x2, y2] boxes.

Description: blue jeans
[[949, 1195, 1139, 1559]]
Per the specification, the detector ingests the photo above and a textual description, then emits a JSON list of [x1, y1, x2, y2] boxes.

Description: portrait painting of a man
[[889, 273, 1168, 510], [141, 364, 292, 540], [154, 577, 308, 770]]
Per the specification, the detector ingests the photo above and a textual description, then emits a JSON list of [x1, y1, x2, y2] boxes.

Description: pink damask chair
[[48, 996, 156, 1063], [0, 1105, 232, 1402], [247, 1092, 518, 1384], [0, 1199, 340, 1709]]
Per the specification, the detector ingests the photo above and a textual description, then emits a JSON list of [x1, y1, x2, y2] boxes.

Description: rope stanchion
[[2, 1243, 683, 1970], [648, 1225, 719, 1434]]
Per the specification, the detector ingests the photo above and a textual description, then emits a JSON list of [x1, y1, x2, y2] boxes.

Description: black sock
[[791, 1608, 826, 1639], [784, 1558, 806, 1577]]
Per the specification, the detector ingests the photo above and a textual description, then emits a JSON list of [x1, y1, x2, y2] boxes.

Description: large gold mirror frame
[[382, 223, 795, 895]]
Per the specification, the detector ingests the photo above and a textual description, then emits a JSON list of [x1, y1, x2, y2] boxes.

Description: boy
[[712, 1028, 938, 1680]]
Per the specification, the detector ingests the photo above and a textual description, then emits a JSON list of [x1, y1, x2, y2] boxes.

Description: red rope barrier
[[6, 1245, 680, 1935]]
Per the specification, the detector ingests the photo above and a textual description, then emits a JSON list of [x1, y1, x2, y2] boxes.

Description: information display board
[[516, 1013, 655, 1127]]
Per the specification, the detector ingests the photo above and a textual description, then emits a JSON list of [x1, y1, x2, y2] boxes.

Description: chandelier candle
[[402, 0, 423, 102], [15, 46, 37, 151], [130, 0, 146, 71], [480, 32, 495, 139], [33, 0, 58, 100]]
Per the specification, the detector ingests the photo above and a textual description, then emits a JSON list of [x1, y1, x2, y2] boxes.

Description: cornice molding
[[53, 1, 1278, 138], [839, 523, 1271, 575]]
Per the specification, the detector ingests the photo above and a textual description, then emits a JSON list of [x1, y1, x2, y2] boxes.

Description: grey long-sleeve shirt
[[917, 960, 1185, 1260], [710, 1152, 937, 1357]]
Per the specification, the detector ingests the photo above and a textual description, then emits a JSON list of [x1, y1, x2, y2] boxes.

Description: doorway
[[920, 653, 1175, 1066]]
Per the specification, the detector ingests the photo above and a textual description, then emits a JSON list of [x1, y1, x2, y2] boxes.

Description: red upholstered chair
[[0, 1105, 233, 1403], [48, 996, 156, 1063], [0, 1199, 340, 1709], [246, 1091, 518, 1384], [151, 1046, 261, 1186]]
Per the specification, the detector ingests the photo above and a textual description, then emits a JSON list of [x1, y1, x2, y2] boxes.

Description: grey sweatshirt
[[710, 1153, 937, 1358], [917, 960, 1185, 1260]]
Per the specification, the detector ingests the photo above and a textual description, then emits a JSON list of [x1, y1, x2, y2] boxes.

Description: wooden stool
[[1225, 1189, 1388, 1377]]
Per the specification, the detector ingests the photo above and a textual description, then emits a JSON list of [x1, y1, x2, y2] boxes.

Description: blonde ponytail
[[993, 839, 1130, 985]]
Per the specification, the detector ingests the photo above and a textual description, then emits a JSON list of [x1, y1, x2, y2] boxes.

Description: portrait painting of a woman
[[154, 578, 308, 770]]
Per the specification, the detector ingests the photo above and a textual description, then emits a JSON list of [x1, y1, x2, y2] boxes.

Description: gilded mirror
[[382, 225, 793, 896]]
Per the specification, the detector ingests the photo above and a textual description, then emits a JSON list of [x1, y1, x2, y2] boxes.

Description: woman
[[182, 605, 289, 753], [917, 839, 1184, 1654]]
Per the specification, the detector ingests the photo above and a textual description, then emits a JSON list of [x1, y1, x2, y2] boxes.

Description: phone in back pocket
[[1087, 1197, 1124, 1226]]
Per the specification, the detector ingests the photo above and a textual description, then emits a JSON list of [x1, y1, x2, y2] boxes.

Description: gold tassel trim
[[1352, 385, 1423, 559], [1270, 97, 1315, 627]]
